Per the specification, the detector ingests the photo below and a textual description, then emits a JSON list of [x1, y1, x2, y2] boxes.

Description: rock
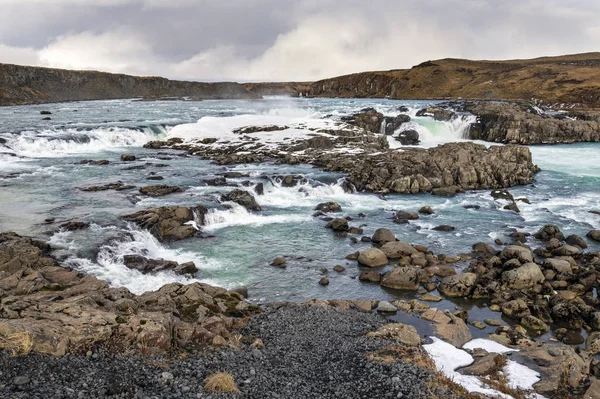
[[504, 202, 520, 213], [325, 218, 349, 232], [534, 225, 564, 241], [232, 125, 288, 134], [318, 278, 330, 286], [501, 299, 531, 319], [491, 189, 515, 202], [315, 202, 342, 213], [564, 330, 585, 345], [500, 245, 534, 263], [502, 262, 544, 289], [74, 159, 110, 166], [371, 228, 395, 244], [395, 210, 419, 220], [383, 114, 411, 135], [432, 225, 455, 232], [333, 265, 345, 272], [221, 189, 261, 211], [438, 273, 477, 298], [59, 221, 90, 231], [431, 186, 461, 197], [121, 154, 136, 162], [380, 241, 418, 259], [416, 107, 455, 121], [40, 111, 52, 115], [13, 376, 30, 385], [585, 378, 600, 399], [395, 129, 420, 145], [359, 271, 381, 282], [367, 323, 421, 346], [357, 248, 388, 267], [123, 255, 197, 275], [587, 230, 600, 242], [472, 242, 496, 254], [380, 267, 420, 290], [254, 182, 264, 195], [419, 294, 442, 302], [565, 234, 588, 249], [271, 257, 286, 268], [484, 319, 502, 327], [342, 108, 384, 133], [139, 185, 183, 197], [122, 205, 207, 241], [544, 258, 572, 274], [434, 315, 472, 347], [587, 332, 600, 355], [233, 286, 248, 298], [552, 245, 581, 257], [461, 353, 507, 376], [376, 301, 397, 313], [80, 182, 136, 191], [418, 205, 434, 215], [521, 315, 549, 333]]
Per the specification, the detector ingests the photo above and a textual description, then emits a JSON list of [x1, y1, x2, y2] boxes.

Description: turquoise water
[[0, 98, 598, 306]]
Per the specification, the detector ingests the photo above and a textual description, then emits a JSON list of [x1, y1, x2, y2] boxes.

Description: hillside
[[243, 82, 312, 97], [0, 63, 260, 106], [307, 53, 600, 107]]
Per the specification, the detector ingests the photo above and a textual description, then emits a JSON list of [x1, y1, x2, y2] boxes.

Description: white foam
[[395, 114, 477, 148], [3, 126, 164, 158], [204, 202, 311, 230]]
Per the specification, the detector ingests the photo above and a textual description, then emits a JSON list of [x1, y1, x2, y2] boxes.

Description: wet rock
[[380, 267, 420, 290], [318, 278, 330, 286], [564, 330, 585, 345], [418, 205, 434, 215], [139, 185, 183, 197], [432, 225, 455, 232], [357, 248, 388, 267], [376, 301, 397, 313], [502, 262, 544, 289], [315, 202, 342, 213], [438, 273, 477, 298], [371, 228, 395, 244], [501, 299, 531, 319], [395, 129, 420, 145], [431, 185, 461, 197], [325, 218, 349, 232], [342, 108, 384, 133], [521, 315, 549, 333], [221, 189, 261, 211], [59, 221, 90, 231], [565, 234, 588, 249], [359, 271, 381, 283], [587, 230, 600, 242], [395, 210, 419, 220], [40, 110, 52, 115], [383, 114, 411, 135], [271, 257, 286, 268], [380, 241, 418, 259], [333, 265, 345, 272], [80, 182, 136, 191], [121, 154, 136, 162], [146, 176, 164, 181], [416, 107, 455, 121], [232, 125, 288, 134], [534, 225, 564, 241], [490, 189, 515, 202], [122, 205, 207, 242], [123, 255, 198, 276], [74, 159, 110, 166], [504, 202, 520, 213], [419, 293, 442, 302]]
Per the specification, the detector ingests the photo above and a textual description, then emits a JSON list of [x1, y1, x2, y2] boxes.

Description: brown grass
[[0, 332, 33, 356], [204, 372, 240, 394]]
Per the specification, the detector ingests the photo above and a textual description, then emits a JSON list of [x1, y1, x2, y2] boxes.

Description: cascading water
[[396, 113, 477, 146]]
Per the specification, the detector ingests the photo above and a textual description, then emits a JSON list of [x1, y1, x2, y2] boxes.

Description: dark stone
[[121, 154, 136, 162]]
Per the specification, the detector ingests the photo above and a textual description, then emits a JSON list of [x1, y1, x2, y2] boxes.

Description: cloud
[[1, 0, 600, 81]]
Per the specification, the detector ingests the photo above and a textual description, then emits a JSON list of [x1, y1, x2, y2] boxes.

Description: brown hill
[[243, 82, 312, 97], [0, 63, 260, 106], [307, 53, 600, 107]]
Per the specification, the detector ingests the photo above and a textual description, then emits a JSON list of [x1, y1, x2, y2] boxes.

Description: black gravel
[[0, 304, 437, 399]]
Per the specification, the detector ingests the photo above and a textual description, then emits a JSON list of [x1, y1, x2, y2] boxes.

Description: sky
[[1, 0, 599, 82]]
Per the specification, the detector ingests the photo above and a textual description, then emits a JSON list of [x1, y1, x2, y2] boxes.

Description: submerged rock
[[221, 189, 261, 211], [139, 185, 183, 197], [123, 255, 197, 275]]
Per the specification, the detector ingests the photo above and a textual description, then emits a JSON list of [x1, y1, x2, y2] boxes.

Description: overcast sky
[[1, 0, 599, 82]]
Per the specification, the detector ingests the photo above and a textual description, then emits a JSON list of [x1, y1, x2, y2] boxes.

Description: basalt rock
[[383, 114, 411, 135], [123, 255, 198, 276], [341, 108, 384, 133], [122, 205, 207, 242], [139, 185, 183, 197], [395, 129, 420, 145], [315, 202, 342, 213], [221, 189, 261, 211], [325, 218, 349, 232], [0, 232, 258, 356]]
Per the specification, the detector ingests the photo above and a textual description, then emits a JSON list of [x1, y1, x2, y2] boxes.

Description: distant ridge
[[304, 53, 600, 107], [0, 63, 260, 106]]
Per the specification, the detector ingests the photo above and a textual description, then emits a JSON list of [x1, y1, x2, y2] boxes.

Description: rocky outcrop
[[0, 63, 260, 106], [221, 189, 261, 211], [139, 185, 183, 197], [122, 255, 198, 276], [341, 108, 384, 133], [0, 232, 259, 356], [122, 205, 207, 241], [467, 102, 600, 144]]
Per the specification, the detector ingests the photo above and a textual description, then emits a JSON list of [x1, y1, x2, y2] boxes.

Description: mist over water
[[0, 97, 598, 303]]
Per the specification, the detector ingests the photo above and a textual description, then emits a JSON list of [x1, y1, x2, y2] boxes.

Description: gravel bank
[[0, 304, 441, 399]]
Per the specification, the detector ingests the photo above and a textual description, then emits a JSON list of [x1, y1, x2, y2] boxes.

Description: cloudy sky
[[1, 0, 599, 82]]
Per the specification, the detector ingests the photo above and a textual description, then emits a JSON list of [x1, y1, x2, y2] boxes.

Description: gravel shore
[[0, 304, 440, 399]]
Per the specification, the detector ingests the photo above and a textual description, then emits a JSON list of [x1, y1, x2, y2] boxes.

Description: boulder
[[122, 205, 207, 242], [395, 210, 419, 220], [418, 205, 434, 215], [552, 245, 581, 257], [395, 130, 420, 145], [367, 323, 421, 346], [121, 154, 136, 162], [500, 245, 534, 264], [502, 262, 544, 289], [380, 267, 420, 290], [221, 189, 261, 211], [434, 315, 472, 347], [587, 230, 600, 242], [544, 258, 572, 274], [380, 241, 418, 259], [501, 299, 531, 319], [461, 354, 507, 376], [438, 273, 477, 298], [357, 248, 388, 267], [325, 218, 349, 232], [587, 332, 600, 355], [315, 202, 342, 213], [376, 301, 397, 313], [565, 234, 588, 249], [521, 315, 549, 333], [534, 225, 564, 241], [59, 221, 90, 231], [342, 108, 384, 133], [359, 271, 381, 282], [139, 185, 183, 197], [416, 107, 455, 121], [371, 228, 395, 244], [123, 255, 197, 276], [433, 225, 455, 232]]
